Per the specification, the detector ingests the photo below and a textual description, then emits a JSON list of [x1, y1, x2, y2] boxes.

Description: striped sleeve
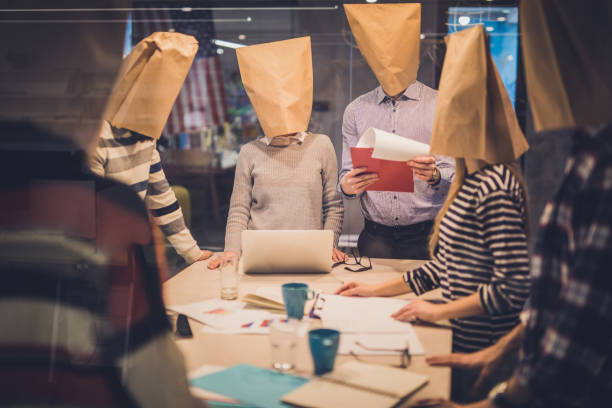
[[403, 257, 443, 295], [475, 188, 530, 315], [144, 149, 202, 264]]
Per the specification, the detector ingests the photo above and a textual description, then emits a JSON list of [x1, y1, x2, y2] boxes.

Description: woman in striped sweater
[[336, 25, 531, 355]]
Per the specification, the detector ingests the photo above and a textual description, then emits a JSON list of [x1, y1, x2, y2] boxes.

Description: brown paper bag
[[236, 36, 312, 138], [430, 25, 528, 172], [104, 32, 198, 139], [344, 3, 421, 96], [521, 0, 612, 132]]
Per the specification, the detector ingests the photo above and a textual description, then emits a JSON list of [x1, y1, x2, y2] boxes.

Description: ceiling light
[[497, 16, 506, 22], [486, 26, 494, 32], [213, 39, 246, 49], [238, 34, 246, 40], [458, 16, 470, 25]]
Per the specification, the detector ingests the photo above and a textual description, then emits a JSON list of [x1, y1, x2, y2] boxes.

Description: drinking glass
[[220, 252, 239, 300]]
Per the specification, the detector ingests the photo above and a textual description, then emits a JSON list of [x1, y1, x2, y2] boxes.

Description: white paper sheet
[[167, 299, 245, 326], [356, 127, 430, 161], [318, 294, 412, 333], [254, 286, 284, 303]]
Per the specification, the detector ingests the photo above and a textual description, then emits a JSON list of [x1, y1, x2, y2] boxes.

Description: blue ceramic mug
[[281, 283, 314, 320], [309, 328, 340, 375]]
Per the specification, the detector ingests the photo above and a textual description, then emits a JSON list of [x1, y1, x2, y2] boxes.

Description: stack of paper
[[242, 287, 285, 312], [317, 294, 424, 355]]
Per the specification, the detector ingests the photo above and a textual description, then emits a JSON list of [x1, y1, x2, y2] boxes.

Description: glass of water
[[220, 252, 239, 300], [270, 319, 299, 372]]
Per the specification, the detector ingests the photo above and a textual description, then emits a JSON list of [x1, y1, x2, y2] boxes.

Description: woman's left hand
[[332, 248, 348, 263], [391, 298, 446, 323]]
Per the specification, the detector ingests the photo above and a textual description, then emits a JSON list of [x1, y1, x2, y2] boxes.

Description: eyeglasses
[[349, 341, 411, 369], [332, 249, 372, 272]]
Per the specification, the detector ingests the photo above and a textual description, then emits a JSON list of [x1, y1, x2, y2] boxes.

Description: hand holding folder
[[350, 128, 431, 193]]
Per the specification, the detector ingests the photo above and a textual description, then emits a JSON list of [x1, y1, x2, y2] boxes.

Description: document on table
[[168, 299, 276, 333], [318, 294, 410, 332], [318, 294, 424, 354], [357, 127, 430, 161]]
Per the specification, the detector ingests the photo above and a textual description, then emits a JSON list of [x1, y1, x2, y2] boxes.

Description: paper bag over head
[[430, 25, 528, 174], [236, 36, 313, 138], [521, 0, 612, 132], [104, 32, 198, 139], [344, 3, 421, 97]]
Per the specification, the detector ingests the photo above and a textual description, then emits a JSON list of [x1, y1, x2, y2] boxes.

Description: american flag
[[131, 5, 228, 136]]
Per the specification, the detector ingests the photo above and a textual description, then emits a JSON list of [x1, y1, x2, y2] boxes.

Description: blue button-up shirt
[[339, 81, 454, 227]]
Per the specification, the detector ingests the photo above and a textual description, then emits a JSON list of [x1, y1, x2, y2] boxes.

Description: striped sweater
[[90, 121, 203, 264], [404, 164, 530, 352]]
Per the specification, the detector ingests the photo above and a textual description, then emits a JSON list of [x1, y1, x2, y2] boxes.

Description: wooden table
[[163, 258, 452, 405]]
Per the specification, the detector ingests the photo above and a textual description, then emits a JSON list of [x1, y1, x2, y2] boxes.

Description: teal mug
[[309, 328, 340, 375], [281, 283, 314, 320]]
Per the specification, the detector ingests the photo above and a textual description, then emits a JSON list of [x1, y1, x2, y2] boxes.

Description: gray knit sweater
[[225, 132, 344, 254]]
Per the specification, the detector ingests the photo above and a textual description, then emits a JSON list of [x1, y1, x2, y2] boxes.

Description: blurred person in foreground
[[414, 1, 612, 407], [337, 24, 531, 402], [90, 31, 213, 267], [207, 37, 346, 269], [0, 2, 201, 406]]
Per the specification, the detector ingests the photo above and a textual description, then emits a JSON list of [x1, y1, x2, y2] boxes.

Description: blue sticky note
[[190, 364, 308, 408]]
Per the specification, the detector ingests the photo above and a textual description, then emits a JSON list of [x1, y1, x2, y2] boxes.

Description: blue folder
[[190, 364, 309, 408]]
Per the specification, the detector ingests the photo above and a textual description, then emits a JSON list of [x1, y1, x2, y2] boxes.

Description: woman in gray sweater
[[209, 36, 345, 268]]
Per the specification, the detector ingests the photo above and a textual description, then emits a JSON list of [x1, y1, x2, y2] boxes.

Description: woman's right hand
[[334, 281, 378, 297], [207, 251, 237, 270]]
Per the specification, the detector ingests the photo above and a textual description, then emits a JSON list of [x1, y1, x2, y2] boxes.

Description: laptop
[[241, 230, 333, 274]]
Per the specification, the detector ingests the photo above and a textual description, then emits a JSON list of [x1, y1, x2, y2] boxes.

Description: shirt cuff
[[339, 181, 358, 199], [183, 246, 204, 264], [438, 166, 453, 184]]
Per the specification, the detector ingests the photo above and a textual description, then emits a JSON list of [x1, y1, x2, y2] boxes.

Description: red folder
[[350, 147, 414, 192]]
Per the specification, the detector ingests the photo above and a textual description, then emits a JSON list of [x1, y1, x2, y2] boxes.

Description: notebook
[[281, 361, 428, 408], [191, 364, 308, 408], [241, 230, 333, 274], [242, 287, 285, 312]]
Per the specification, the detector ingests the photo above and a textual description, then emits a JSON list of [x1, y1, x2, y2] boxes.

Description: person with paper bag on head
[[207, 36, 345, 269], [90, 32, 214, 266], [337, 24, 530, 399], [415, 1, 612, 407], [339, 3, 455, 260]]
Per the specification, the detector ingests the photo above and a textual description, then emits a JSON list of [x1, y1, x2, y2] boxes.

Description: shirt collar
[[260, 131, 307, 146], [376, 81, 422, 104]]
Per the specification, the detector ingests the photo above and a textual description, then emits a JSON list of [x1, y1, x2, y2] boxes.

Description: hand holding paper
[[357, 128, 430, 161], [350, 128, 431, 192], [407, 156, 438, 183], [340, 167, 380, 195]]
